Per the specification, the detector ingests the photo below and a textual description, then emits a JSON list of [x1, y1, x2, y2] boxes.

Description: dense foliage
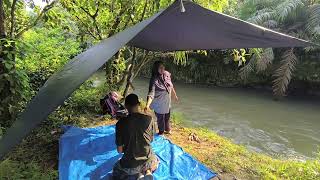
[[237, 0, 320, 97], [0, 0, 57, 127], [17, 27, 80, 91]]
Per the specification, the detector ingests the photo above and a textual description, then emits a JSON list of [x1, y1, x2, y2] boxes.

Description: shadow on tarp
[[59, 125, 216, 180]]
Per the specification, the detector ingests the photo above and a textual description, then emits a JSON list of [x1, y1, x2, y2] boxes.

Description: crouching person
[[113, 94, 159, 180]]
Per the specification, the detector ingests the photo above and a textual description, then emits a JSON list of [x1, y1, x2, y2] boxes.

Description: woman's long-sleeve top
[[148, 71, 173, 114]]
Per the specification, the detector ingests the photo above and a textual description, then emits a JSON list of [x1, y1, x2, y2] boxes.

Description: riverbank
[[131, 77, 320, 159], [0, 82, 319, 179], [1, 112, 319, 179], [169, 114, 320, 180]]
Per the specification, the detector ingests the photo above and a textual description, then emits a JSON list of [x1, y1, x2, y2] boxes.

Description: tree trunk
[[117, 63, 130, 89], [0, 0, 12, 126], [0, 0, 5, 39], [105, 51, 120, 86], [121, 50, 151, 98], [122, 69, 134, 97], [123, 49, 136, 97]]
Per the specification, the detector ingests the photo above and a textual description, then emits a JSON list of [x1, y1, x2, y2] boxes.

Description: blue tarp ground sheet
[[59, 125, 216, 180]]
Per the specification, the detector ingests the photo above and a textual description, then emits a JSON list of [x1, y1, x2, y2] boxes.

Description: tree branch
[[78, 2, 102, 40], [75, 15, 98, 40], [128, 0, 147, 25], [93, 19, 102, 40], [16, 0, 57, 38], [120, 7, 135, 34], [133, 51, 151, 79], [139, 0, 148, 22], [80, 6, 93, 17], [92, 1, 99, 19], [123, 48, 136, 97], [79, 1, 99, 19], [107, 7, 127, 37]]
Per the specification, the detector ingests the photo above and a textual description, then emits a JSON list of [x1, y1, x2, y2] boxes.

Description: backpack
[[100, 92, 128, 119]]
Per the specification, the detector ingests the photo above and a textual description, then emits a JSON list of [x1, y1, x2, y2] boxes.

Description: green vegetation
[[169, 123, 320, 180], [169, 114, 320, 180], [17, 27, 80, 90], [0, 80, 109, 180], [1, 84, 319, 179], [238, 0, 320, 97], [0, 0, 320, 179], [0, 159, 57, 180]]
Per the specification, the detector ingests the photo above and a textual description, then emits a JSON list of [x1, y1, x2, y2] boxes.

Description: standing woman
[[145, 61, 178, 135]]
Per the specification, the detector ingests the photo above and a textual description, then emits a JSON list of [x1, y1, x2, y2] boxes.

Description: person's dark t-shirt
[[115, 112, 155, 168]]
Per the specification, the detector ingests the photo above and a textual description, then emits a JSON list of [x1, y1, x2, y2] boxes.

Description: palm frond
[[247, 8, 274, 25], [275, 0, 304, 22], [262, 20, 278, 28], [244, 0, 279, 8], [306, 4, 320, 37], [223, 54, 233, 64], [313, 25, 320, 36], [256, 48, 274, 72], [272, 49, 298, 97], [239, 49, 261, 80]]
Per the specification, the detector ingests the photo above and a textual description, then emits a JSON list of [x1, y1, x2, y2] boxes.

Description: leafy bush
[[1, 27, 81, 128], [0, 39, 31, 128], [16, 27, 80, 91], [66, 80, 108, 114]]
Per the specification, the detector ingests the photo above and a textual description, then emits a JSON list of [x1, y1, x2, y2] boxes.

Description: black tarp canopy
[[0, 0, 314, 159], [129, 0, 311, 51]]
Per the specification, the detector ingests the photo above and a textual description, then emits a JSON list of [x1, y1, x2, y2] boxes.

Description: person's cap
[[125, 94, 140, 107]]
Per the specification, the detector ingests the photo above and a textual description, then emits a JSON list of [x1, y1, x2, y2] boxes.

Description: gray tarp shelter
[[0, 0, 314, 159]]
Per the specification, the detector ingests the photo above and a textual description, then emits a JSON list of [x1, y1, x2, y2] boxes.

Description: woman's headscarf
[[154, 70, 172, 93], [149, 61, 173, 94]]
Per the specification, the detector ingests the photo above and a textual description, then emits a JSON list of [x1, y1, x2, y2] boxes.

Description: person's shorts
[[112, 154, 159, 179]]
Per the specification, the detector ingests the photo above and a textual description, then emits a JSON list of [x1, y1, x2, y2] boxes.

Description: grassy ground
[[0, 82, 319, 180], [169, 113, 320, 180]]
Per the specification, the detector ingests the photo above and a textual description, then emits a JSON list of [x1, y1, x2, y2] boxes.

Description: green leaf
[[4, 62, 13, 70], [3, 0, 11, 7]]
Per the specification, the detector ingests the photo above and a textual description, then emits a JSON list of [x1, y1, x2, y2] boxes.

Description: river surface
[[93, 72, 320, 159]]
